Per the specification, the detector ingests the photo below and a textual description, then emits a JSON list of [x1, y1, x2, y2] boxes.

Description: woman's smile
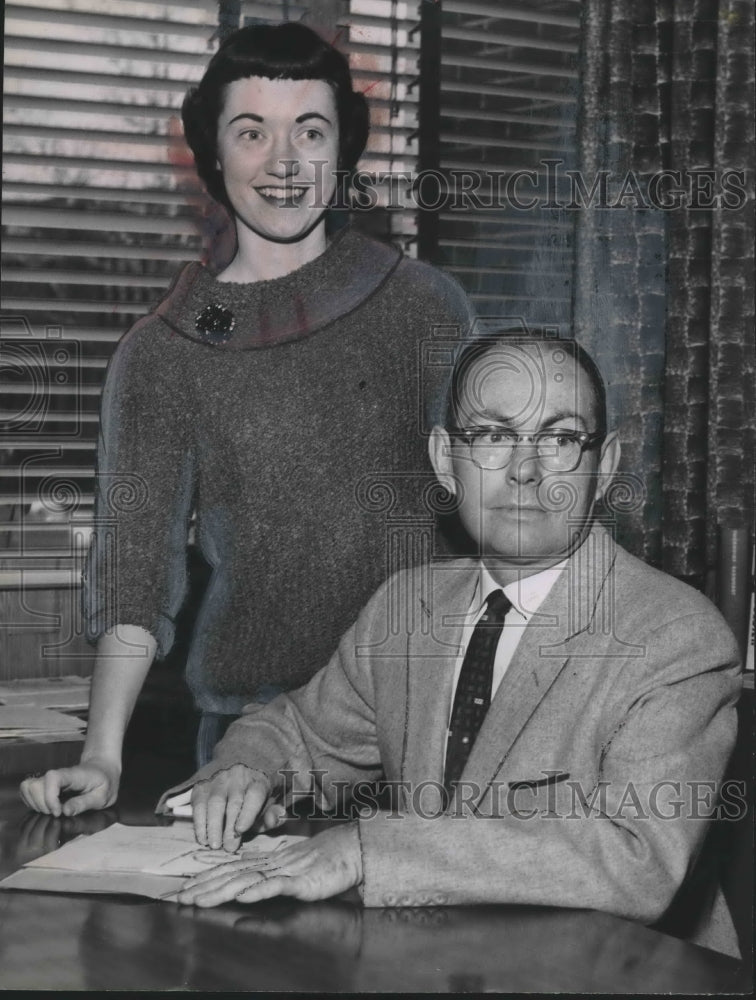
[[254, 184, 311, 207]]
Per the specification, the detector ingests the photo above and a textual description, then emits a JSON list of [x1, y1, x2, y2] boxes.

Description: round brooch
[[195, 302, 236, 344]]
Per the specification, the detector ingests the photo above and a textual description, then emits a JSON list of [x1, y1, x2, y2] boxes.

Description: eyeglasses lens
[[472, 436, 581, 472]]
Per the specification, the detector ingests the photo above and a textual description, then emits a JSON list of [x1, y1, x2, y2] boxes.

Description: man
[[165, 335, 741, 956]]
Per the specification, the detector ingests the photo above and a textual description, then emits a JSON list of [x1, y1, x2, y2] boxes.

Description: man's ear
[[595, 430, 621, 502], [429, 425, 456, 496]]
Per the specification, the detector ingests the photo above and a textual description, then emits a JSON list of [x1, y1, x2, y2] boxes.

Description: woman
[[20, 22, 473, 816]]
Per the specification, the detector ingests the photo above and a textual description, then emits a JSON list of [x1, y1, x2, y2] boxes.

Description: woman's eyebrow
[[226, 111, 333, 126], [294, 112, 333, 124], [227, 112, 264, 125]]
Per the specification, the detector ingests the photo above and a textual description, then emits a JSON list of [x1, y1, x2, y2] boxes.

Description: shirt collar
[[473, 559, 568, 622]]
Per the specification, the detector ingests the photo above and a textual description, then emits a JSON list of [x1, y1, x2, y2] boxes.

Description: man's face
[[215, 76, 339, 243], [430, 343, 620, 577]]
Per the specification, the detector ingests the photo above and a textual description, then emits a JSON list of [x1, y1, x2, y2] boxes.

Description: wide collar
[[401, 524, 621, 799], [154, 226, 401, 351], [473, 558, 568, 623]]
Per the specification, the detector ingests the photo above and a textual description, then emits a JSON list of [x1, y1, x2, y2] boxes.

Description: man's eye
[[480, 430, 515, 446], [539, 433, 575, 447]]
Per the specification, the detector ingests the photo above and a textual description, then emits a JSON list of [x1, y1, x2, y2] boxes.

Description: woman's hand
[[19, 759, 121, 817], [176, 823, 363, 907], [191, 764, 286, 852], [18, 627, 155, 819]]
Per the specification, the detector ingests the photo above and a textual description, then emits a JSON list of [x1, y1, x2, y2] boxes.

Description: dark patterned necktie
[[444, 588, 512, 795]]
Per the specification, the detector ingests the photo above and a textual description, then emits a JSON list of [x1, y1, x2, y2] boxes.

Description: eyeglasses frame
[[447, 425, 607, 472]]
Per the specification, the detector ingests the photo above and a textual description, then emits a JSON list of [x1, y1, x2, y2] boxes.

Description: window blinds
[[429, 0, 581, 326]]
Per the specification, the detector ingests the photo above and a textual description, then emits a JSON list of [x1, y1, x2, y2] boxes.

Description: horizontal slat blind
[[1, 0, 419, 586], [342, 0, 419, 244], [2, 0, 215, 583], [431, 0, 581, 326]]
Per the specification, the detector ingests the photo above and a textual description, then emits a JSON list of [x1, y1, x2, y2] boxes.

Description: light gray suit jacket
[[166, 526, 742, 955]]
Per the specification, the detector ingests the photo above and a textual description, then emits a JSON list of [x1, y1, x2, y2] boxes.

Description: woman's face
[[215, 76, 340, 243]]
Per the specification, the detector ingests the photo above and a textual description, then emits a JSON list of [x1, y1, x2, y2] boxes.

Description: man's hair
[[182, 22, 370, 211], [447, 333, 608, 438]]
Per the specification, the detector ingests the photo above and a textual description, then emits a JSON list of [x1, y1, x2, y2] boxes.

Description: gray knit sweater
[[82, 227, 475, 712]]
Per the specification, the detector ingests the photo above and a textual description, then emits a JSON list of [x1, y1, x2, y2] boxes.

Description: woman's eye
[[302, 128, 324, 141], [241, 129, 261, 141]]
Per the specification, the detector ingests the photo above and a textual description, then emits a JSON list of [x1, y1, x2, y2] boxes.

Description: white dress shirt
[[447, 560, 567, 731]]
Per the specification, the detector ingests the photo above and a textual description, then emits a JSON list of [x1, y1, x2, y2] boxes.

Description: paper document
[[0, 822, 307, 900], [0, 706, 86, 739], [163, 788, 193, 817], [0, 676, 91, 711]]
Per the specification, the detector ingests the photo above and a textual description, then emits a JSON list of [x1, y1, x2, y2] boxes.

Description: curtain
[[573, 0, 754, 584], [662, 0, 754, 581]]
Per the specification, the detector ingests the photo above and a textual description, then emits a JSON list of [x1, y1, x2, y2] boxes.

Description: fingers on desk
[[177, 859, 294, 908], [20, 765, 115, 819], [19, 770, 67, 816], [191, 767, 269, 851], [175, 836, 354, 908]]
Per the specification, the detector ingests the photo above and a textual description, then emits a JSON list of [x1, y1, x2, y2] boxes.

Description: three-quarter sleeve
[[82, 321, 196, 658]]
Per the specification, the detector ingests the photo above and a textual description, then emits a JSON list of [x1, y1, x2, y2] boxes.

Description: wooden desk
[[0, 745, 750, 993]]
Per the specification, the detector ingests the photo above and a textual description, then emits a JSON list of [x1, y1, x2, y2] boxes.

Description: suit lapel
[[401, 562, 479, 791], [460, 526, 618, 801]]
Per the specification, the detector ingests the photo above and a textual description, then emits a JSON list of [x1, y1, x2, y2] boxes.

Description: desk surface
[[0, 744, 750, 993]]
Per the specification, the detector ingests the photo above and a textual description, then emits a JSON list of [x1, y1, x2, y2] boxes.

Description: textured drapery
[[573, 0, 668, 565], [662, 0, 754, 580], [573, 0, 754, 581]]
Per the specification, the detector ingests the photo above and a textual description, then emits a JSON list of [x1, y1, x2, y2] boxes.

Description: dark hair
[[447, 333, 608, 438], [182, 22, 370, 209]]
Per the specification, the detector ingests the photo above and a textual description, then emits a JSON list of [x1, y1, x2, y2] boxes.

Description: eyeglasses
[[449, 426, 605, 472]]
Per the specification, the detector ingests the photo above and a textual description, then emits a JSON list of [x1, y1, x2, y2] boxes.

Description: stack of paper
[[0, 676, 91, 712], [0, 706, 86, 742], [0, 822, 307, 899]]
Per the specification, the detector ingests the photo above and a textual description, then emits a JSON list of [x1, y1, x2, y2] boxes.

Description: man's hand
[[19, 759, 120, 817], [191, 764, 286, 852], [176, 823, 363, 907]]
